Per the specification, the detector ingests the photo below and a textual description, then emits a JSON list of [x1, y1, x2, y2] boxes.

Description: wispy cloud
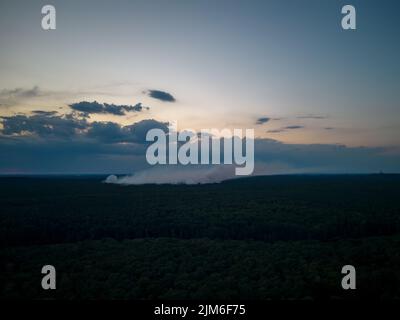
[[285, 125, 304, 129], [267, 125, 304, 133], [297, 115, 326, 119], [0, 86, 42, 107], [0, 86, 41, 99]]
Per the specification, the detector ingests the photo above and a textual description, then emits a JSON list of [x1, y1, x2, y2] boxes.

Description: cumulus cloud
[[0, 112, 170, 174], [147, 90, 176, 102], [69, 101, 148, 116], [1, 110, 400, 179], [86, 121, 127, 142], [0, 112, 167, 144], [87, 119, 169, 143], [0, 113, 88, 138]]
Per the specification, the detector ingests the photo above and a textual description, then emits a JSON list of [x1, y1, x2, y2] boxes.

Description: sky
[[0, 0, 399, 177]]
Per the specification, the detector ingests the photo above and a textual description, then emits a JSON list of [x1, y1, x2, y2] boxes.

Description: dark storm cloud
[[147, 90, 176, 102], [69, 101, 148, 116], [256, 117, 270, 125]]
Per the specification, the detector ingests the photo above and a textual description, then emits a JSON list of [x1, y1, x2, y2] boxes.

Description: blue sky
[[0, 0, 399, 175]]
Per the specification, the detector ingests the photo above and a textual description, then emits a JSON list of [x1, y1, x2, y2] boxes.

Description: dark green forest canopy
[[1, 175, 400, 299], [1, 175, 400, 246], [2, 236, 400, 299]]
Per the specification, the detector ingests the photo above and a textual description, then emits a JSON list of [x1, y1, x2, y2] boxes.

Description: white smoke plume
[[104, 165, 238, 185]]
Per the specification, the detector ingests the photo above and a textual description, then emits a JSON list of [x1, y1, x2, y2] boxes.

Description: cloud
[[0, 86, 41, 99], [147, 90, 176, 102], [0, 134, 149, 174], [87, 119, 169, 143], [0, 112, 167, 144], [1, 110, 400, 178], [267, 129, 285, 133], [86, 122, 128, 143], [31, 110, 58, 116], [124, 119, 169, 142], [0, 86, 43, 107], [0, 113, 169, 174], [297, 115, 326, 119], [69, 101, 148, 116], [324, 127, 334, 130], [0, 113, 88, 138], [1, 130, 400, 177], [254, 139, 400, 174], [284, 125, 304, 130], [267, 125, 304, 133], [256, 117, 270, 125]]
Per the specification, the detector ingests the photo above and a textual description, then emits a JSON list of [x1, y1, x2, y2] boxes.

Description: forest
[[1, 174, 400, 299]]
